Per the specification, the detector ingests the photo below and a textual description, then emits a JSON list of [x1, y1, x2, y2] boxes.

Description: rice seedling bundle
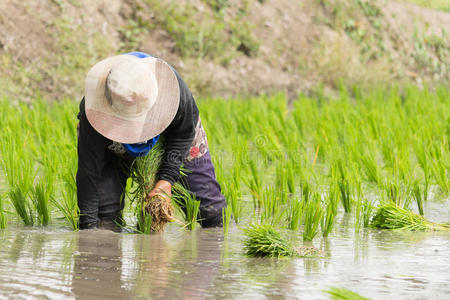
[[243, 223, 323, 258], [371, 202, 448, 231], [243, 223, 297, 257], [130, 141, 188, 232]]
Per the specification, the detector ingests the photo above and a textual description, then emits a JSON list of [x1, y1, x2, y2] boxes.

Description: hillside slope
[[0, 0, 448, 100]]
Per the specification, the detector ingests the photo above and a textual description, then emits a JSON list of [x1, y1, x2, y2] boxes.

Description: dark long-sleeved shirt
[[76, 67, 198, 225]]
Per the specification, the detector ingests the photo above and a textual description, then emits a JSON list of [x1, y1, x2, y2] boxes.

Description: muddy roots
[[145, 195, 175, 232]]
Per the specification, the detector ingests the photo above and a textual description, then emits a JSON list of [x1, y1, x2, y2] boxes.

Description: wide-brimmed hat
[[84, 55, 180, 143]]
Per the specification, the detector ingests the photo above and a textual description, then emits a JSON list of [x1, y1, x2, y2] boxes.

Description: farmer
[[76, 52, 226, 231]]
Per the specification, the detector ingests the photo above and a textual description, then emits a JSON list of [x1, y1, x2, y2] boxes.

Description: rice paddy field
[[0, 86, 449, 299]]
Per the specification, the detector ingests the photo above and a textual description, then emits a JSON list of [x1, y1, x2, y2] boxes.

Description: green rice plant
[[243, 223, 296, 258], [222, 205, 232, 236], [324, 287, 370, 300], [430, 146, 449, 193], [53, 171, 79, 230], [136, 209, 152, 234], [337, 170, 352, 213], [31, 181, 52, 226], [414, 140, 431, 200], [411, 179, 424, 216], [224, 185, 242, 224], [360, 148, 381, 185], [0, 194, 6, 229], [303, 193, 324, 241], [322, 180, 339, 237], [276, 160, 296, 196], [355, 195, 374, 231], [286, 196, 302, 230], [243, 158, 263, 208], [172, 187, 200, 231], [371, 202, 448, 231], [9, 187, 34, 226], [260, 187, 284, 225]]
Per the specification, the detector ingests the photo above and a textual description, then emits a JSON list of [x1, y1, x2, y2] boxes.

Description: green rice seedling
[[53, 171, 79, 230], [383, 179, 401, 206], [338, 175, 352, 213], [243, 223, 296, 258], [9, 187, 34, 226], [172, 187, 200, 231], [324, 287, 370, 300], [243, 158, 263, 208], [136, 209, 152, 234], [413, 140, 431, 200], [322, 180, 339, 237], [361, 199, 374, 228], [0, 193, 7, 229], [371, 202, 448, 231], [411, 179, 424, 216], [222, 205, 232, 237], [300, 177, 311, 203], [286, 197, 302, 230], [430, 144, 448, 193], [360, 148, 381, 185], [223, 183, 242, 224], [31, 181, 52, 226], [354, 195, 374, 231], [303, 193, 324, 241], [260, 187, 284, 225]]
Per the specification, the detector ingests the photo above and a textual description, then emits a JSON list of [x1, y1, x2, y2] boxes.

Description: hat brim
[[84, 55, 180, 144]]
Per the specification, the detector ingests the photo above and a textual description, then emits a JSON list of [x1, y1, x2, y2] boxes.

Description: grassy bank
[[0, 87, 448, 237]]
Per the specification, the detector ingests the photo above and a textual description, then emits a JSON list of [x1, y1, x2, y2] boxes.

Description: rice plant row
[[0, 86, 448, 238]]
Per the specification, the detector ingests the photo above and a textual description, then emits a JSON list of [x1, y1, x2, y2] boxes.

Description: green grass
[[0, 86, 447, 241]]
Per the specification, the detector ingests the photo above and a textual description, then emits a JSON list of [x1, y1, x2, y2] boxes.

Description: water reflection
[[131, 229, 223, 300], [72, 230, 131, 299], [0, 220, 448, 299]]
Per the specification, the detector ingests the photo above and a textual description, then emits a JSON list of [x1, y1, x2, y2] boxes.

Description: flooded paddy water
[[0, 199, 448, 299]]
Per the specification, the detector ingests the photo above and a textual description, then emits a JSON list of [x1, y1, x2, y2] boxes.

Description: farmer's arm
[[152, 73, 199, 197], [76, 98, 110, 228]]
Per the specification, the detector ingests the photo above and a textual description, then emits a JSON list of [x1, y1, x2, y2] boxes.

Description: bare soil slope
[[0, 0, 448, 100]]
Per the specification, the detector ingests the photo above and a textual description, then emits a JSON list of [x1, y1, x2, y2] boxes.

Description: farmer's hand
[[147, 180, 172, 202]]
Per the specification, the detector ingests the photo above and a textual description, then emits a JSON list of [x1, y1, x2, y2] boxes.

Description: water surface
[[0, 200, 448, 299]]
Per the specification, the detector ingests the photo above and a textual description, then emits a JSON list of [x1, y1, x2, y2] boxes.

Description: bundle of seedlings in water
[[130, 141, 192, 233], [243, 223, 323, 258], [130, 141, 176, 232], [371, 202, 449, 231]]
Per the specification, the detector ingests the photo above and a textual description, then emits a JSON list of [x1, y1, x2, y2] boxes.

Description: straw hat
[[84, 55, 180, 143]]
